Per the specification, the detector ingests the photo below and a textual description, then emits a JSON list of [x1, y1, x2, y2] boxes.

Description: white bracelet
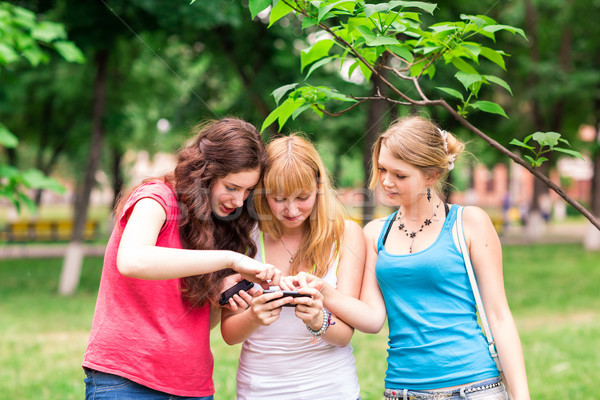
[[306, 308, 331, 342]]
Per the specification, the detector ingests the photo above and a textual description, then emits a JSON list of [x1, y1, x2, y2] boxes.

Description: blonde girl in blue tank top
[[283, 116, 530, 400], [220, 134, 365, 400]]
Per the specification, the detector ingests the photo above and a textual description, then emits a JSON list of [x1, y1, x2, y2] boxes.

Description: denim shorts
[[84, 368, 214, 400], [383, 377, 507, 400]]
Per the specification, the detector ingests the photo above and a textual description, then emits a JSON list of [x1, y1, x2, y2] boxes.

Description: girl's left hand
[[291, 287, 323, 328]]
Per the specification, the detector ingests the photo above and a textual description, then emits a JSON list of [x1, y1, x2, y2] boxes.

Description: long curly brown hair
[[111, 118, 266, 307], [165, 117, 267, 307]]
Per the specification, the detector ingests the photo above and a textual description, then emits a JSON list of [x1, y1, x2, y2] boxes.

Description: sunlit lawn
[[1, 243, 599, 399]]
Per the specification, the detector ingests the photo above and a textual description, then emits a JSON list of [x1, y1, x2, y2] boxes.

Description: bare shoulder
[[344, 219, 363, 236], [363, 216, 389, 239], [461, 205, 493, 227], [460, 205, 499, 242], [131, 197, 167, 220]]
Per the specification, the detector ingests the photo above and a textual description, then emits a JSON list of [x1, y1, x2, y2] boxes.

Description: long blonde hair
[[370, 115, 465, 197], [254, 134, 345, 277]]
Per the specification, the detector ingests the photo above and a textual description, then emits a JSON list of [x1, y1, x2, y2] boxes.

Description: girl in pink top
[[82, 118, 281, 399]]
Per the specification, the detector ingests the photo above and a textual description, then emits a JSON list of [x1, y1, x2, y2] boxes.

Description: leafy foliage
[[245, 0, 597, 229], [510, 132, 583, 168], [248, 0, 584, 166], [250, 0, 528, 130], [0, 2, 83, 212]]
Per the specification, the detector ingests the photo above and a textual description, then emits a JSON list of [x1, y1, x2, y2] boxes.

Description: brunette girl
[[82, 117, 280, 399]]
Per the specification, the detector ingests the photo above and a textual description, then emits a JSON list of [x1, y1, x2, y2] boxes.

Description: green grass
[[1, 243, 599, 399]]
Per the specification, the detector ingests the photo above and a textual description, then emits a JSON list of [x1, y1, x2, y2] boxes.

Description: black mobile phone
[[263, 289, 311, 307], [219, 279, 255, 306]]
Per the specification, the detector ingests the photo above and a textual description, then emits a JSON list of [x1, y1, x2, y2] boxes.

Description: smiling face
[[266, 189, 317, 230], [377, 143, 433, 207], [210, 168, 261, 217]]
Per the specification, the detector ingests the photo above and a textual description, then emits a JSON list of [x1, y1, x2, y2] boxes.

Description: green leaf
[[531, 131, 561, 148], [0, 124, 19, 148], [462, 44, 481, 59], [535, 157, 548, 166], [460, 14, 488, 28], [20, 169, 66, 193], [277, 99, 304, 130], [249, 0, 272, 19], [553, 147, 584, 160], [261, 106, 282, 132], [53, 41, 86, 63], [470, 100, 508, 118], [21, 47, 47, 67], [479, 47, 506, 70], [389, 1, 437, 14], [358, 60, 373, 81], [484, 75, 512, 95], [367, 35, 401, 47], [302, 16, 318, 29], [450, 57, 479, 75], [271, 83, 298, 105], [292, 104, 312, 120], [268, 0, 294, 27], [0, 43, 20, 65], [355, 25, 377, 43], [509, 138, 535, 151], [387, 44, 414, 63], [483, 24, 527, 40], [31, 21, 67, 42], [0, 164, 20, 179], [455, 71, 483, 91], [558, 137, 571, 146], [17, 191, 37, 213], [430, 23, 460, 34], [301, 39, 334, 71], [316, 86, 357, 102], [364, 4, 390, 19], [305, 56, 336, 79], [436, 87, 464, 101], [317, 1, 356, 24]]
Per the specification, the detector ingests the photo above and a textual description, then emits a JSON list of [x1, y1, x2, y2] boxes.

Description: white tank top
[[235, 231, 360, 400]]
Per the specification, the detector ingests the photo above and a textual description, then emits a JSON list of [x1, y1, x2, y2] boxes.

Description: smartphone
[[263, 289, 311, 307], [219, 279, 255, 306]]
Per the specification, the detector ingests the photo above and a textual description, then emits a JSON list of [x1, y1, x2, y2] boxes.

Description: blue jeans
[[383, 377, 508, 400], [84, 369, 214, 400]]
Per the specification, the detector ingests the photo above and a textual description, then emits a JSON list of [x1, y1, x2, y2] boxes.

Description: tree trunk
[[524, 0, 574, 238], [584, 98, 600, 250], [59, 50, 108, 295], [362, 70, 390, 224], [111, 145, 124, 210]]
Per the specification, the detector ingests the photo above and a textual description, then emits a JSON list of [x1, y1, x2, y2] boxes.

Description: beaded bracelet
[[306, 308, 334, 343]]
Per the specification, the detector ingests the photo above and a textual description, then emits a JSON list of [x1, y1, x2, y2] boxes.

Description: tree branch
[[435, 99, 600, 230]]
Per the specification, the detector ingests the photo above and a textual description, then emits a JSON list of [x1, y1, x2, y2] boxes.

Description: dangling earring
[[426, 187, 431, 202]]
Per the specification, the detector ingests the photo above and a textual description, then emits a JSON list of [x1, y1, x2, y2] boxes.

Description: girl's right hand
[[230, 253, 282, 287]]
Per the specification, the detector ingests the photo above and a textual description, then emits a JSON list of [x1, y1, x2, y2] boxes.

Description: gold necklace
[[397, 202, 440, 253], [279, 237, 297, 263]]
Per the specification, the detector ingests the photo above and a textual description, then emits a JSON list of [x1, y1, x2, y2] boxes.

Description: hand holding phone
[[219, 279, 255, 306], [263, 289, 311, 307]]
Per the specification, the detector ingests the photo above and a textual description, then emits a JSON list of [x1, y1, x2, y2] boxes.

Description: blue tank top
[[375, 204, 498, 390]]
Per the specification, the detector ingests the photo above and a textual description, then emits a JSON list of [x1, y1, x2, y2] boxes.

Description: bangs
[[263, 160, 317, 197]]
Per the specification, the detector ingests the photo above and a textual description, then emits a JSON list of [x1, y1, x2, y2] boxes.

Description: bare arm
[[116, 198, 280, 284], [293, 220, 366, 346], [464, 206, 530, 400], [291, 219, 387, 334]]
